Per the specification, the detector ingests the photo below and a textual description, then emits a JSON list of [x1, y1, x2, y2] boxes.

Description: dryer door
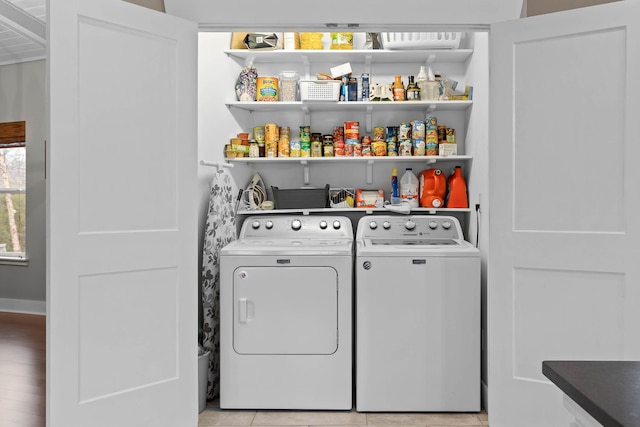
[[233, 266, 338, 355]]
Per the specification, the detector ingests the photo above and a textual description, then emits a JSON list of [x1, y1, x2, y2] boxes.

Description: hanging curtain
[[201, 168, 237, 399]]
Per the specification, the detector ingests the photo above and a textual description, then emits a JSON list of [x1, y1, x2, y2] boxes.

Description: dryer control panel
[[357, 215, 464, 240], [241, 215, 353, 239]]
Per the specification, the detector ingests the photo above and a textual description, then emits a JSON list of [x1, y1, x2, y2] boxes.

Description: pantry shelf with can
[[227, 155, 472, 185]]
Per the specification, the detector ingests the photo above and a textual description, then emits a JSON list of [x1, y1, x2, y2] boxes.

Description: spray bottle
[[391, 167, 401, 205]]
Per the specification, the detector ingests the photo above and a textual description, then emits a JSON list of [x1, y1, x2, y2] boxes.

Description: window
[[0, 121, 26, 260]]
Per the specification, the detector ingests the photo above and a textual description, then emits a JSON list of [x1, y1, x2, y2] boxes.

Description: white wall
[[0, 60, 47, 314]]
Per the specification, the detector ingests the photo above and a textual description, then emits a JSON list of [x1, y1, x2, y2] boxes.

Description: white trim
[[0, 298, 45, 315]]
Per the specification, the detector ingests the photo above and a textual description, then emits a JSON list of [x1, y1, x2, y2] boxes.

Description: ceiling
[[0, 0, 46, 66]]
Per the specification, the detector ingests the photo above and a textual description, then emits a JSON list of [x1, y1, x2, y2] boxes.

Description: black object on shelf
[[271, 184, 330, 209]]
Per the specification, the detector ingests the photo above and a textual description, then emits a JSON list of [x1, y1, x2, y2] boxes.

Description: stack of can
[[386, 126, 398, 156], [398, 122, 412, 156], [344, 121, 360, 156], [333, 126, 345, 156], [411, 120, 426, 156], [278, 126, 290, 157], [425, 116, 438, 156], [372, 126, 387, 156], [299, 125, 311, 157], [265, 123, 279, 158]]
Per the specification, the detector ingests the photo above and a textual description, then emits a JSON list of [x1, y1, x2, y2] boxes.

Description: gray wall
[[0, 60, 46, 312]]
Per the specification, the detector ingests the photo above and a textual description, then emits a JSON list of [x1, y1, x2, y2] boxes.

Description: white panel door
[[489, 2, 640, 426], [47, 1, 197, 426]]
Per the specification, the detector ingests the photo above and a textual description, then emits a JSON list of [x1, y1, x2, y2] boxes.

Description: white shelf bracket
[[426, 158, 437, 165], [427, 104, 437, 113], [366, 159, 374, 185], [426, 54, 437, 66], [301, 159, 310, 185], [302, 55, 311, 80], [365, 104, 373, 133]]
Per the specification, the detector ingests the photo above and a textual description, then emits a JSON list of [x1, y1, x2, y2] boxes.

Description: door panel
[[233, 266, 338, 355], [489, 2, 640, 426], [47, 0, 198, 425]]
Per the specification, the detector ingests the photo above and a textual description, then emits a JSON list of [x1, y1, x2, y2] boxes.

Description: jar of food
[[278, 71, 299, 102]]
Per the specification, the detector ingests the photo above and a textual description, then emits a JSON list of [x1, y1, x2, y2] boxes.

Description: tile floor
[[199, 400, 489, 427]]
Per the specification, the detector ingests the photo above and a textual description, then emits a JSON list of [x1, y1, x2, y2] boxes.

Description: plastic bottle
[[406, 75, 420, 101], [445, 166, 469, 208], [417, 65, 428, 100], [391, 167, 401, 205], [393, 75, 405, 101], [400, 167, 419, 208]]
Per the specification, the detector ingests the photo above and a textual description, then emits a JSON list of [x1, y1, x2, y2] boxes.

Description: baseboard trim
[[0, 298, 45, 315], [482, 380, 489, 412]]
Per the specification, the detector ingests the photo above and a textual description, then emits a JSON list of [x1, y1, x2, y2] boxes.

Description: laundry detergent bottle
[[419, 168, 447, 208], [400, 167, 419, 208], [445, 166, 469, 208]]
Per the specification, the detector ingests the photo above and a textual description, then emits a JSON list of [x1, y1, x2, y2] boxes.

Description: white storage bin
[[300, 80, 341, 101], [381, 32, 462, 50]]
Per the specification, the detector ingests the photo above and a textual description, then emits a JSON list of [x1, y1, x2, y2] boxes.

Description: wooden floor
[[0, 312, 46, 427]]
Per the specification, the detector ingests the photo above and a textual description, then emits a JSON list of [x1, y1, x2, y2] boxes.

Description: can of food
[[299, 125, 310, 142], [253, 126, 265, 143], [437, 125, 447, 143], [398, 139, 412, 156], [265, 140, 278, 158], [426, 134, 439, 155], [361, 73, 370, 101], [399, 122, 412, 140], [278, 140, 290, 157], [372, 140, 387, 156], [300, 141, 310, 157], [265, 123, 279, 141], [256, 77, 279, 102], [412, 138, 426, 156], [446, 128, 456, 144], [345, 141, 355, 156], [373, 126, 385, 141], [333, 126, 344, 142], [290, 140, 301, 157], [344, 121, 360, 142], [361, 136, 372, 156], [353, 142, 363, 157], [387, 140, 397, 156], [411, 120, 425, 139], [425, 116, 438, 130], [334, 140, 345, 157]]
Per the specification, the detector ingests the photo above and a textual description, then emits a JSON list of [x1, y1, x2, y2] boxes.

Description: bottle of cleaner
[[445, 166, 469, 208], [416, 65, 428, 101], [391, 166, 400, 205], [400, 167, 419, 208]]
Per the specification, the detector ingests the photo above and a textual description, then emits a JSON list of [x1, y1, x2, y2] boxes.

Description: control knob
[[383, 221, 391, 230], [404, 219, 416, 230], [429, 221, 438, 230], [442, 221, 452, 230], [291, 219, 302, 231], [251, 220, 260, 229], [333, 220, 342, 230], [369, 221, 378, 230], [265, 220, 274, 230], [319, 220, 328, 230]]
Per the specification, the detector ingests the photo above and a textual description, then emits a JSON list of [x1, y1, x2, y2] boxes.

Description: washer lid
[[222, 238, 353, 256]]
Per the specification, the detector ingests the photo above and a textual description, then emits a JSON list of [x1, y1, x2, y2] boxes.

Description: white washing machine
[[355, 215, 480, 412], [219, 215, 353, 410]]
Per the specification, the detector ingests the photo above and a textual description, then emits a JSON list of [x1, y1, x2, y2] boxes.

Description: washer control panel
[[241, 215, 353, 239], [357, 215, 463, 240]]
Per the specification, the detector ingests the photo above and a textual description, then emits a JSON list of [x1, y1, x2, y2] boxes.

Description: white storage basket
[[300, 80, 341, 101], [381, 32, 463, 50]]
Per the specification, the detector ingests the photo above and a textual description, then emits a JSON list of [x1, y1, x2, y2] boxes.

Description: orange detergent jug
[[445, 166, 469, 208], [419, 168, 447, 208]]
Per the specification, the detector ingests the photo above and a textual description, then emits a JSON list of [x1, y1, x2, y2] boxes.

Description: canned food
[[290, 140, 301, 157], [253, 126, 265, 143], [398, 140, 412, 156], [265, 140, 278, 158], [299, 125, 311, 142], [344, 121, 360, 142], [311, 140, 323, 157], [437, 125, 447, 143], [334, 140, 345, 157], [425, 116, 438, 130], [426, 134, 438, 155], [265, 123, 279, 141], [411, 120, 425, 139], [333, 126, 344, 142], [256, 77, 279, 102], [387, 140, 397, 156], [300, 140, 310, 157], [412, 138, 426, 156], [373, 126, 385, 141], [323, 144, 334, 157], [345, 141, 355, 156], [372, 141, 387, 156], [399, 123, 412, 140], [278, 140, 290, 157]]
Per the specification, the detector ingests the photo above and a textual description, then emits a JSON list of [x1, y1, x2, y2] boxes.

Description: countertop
[[542, 360, 640, 427]]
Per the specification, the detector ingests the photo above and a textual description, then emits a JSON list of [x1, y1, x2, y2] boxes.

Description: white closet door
[[489, 2, 640, 426], [47, 1, 197, 425]]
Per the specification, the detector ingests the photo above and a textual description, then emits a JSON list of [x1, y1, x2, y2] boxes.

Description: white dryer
[[220, 215, 353, 410], [355, 215, 480, 412]]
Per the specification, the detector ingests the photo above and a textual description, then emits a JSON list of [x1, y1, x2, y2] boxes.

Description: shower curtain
[[201, 168, 237, 399]]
